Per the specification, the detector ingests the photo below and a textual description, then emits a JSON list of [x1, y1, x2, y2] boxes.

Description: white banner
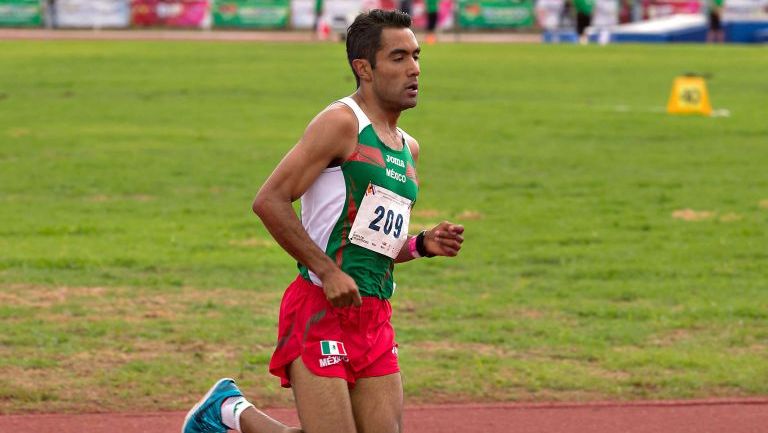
[[322, 0, 363, 31], [55, 0, 130, 28], [291, 0, 316, 29], [591, 0, 618, 28], [723, 0, 768, 21], [535, 0, 564, 30]]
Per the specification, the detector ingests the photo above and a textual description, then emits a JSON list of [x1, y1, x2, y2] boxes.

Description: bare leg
[[350, 373, 403, 433], [240, 406, 303, 433], [290, 357, 358, 433]]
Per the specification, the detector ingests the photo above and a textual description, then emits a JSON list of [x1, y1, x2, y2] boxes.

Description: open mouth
[[406, 83, 419, 94]]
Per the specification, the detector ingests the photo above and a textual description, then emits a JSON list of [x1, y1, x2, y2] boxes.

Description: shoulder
[[400, 128, 420, 163], [307, 101, 358, 137], [301, 102, 359, 160]]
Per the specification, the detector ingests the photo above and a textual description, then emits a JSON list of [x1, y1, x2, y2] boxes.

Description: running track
[[2, 399, 767, 433]]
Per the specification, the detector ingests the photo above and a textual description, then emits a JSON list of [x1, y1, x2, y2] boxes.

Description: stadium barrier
[[722, 0, 768, 42], [1, 0, 766, 43], [0, 0, 532, 30], [55, 0, 131, 29], [212, 0, 291, 28], [0, 0, 42, 27]]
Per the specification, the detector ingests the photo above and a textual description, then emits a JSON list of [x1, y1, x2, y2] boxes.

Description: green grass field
[[0, 40, 767, 414]]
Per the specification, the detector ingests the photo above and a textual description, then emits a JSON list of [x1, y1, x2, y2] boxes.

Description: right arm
[[252, 105, 362, 307]]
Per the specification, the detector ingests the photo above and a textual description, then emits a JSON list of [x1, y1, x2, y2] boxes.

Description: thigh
[[350, 373, 403, 433], [290, 357, 358, 433]]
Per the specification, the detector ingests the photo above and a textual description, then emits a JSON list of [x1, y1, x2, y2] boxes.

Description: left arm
[[395, 135, 465, 263], [395, 223, 465, 263]]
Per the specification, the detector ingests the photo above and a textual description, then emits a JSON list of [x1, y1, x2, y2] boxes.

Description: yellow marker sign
[[667, 75, 713, 116]]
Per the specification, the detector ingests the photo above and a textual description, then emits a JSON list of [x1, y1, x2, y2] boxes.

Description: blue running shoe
[[182, 378, 244, 433]]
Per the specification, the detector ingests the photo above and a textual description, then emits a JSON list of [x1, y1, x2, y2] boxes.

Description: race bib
[[349, 183, 412, 259]]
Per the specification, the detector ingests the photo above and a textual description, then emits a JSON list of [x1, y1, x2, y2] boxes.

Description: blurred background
[[0, 0, 767, 44]]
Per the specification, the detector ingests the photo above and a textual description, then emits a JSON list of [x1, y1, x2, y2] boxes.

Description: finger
[[441, 246, 460, 256], [434, 225, 464, 239], [438, 238, 462, 250], [438, 232, 464, 242], [432, 222, 450, 235], [339, 296, 352, 308], [449, 224, 464, 234], [352, 290, 362, 307], [439, 246, 459, 256], [432, 230, 459, 242]]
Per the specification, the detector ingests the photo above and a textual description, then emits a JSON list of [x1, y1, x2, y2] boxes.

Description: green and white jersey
[[299, 96, 419, 299]]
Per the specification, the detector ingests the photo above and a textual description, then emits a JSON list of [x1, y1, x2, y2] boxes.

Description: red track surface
[[2, 399, 767, 433]]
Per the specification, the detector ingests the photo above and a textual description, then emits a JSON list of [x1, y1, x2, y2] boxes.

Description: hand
[[424, 222, 464, 257], [321, 269, 362, 307]]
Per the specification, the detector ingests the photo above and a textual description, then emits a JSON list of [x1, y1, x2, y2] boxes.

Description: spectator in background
[[708, 0, 725, 42], [619, 0, 633, 23], [45, 0, 56, 29], [573, 0, 594, 43], [314, 0, 323, 30], [400, 0, 412, 17], [425, 0, 438, 44]]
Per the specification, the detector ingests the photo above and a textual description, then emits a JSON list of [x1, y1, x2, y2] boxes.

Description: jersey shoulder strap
[[337, 96, 371, 134], [397, 127, 414, 146]]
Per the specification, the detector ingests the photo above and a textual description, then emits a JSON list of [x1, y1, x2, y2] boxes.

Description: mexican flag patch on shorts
[[320, 340, 347, 356]]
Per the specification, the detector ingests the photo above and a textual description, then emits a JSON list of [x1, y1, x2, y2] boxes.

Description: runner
[[425, 0, 439, 44], [182, 9, 464, 433], [707, 0, 725, 43]]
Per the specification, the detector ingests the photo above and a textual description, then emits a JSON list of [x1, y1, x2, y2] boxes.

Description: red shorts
[[268, 275, 399, 387]]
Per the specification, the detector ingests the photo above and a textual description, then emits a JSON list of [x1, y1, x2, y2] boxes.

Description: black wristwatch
[[415, 230, 435, 258]]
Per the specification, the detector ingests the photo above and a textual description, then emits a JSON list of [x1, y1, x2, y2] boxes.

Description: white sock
[[221, 396, 254, 432]]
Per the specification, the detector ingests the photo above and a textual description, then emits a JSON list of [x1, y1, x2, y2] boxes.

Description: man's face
[[371, 27, 421, 111]]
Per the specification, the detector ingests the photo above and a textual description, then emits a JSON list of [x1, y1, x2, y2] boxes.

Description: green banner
[[458, 0, 534, 28], [0, 0, 42, 27], [212, 0, 289, 28]]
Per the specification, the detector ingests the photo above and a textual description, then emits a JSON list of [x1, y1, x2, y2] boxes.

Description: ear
[[352, 59, 373, 83]]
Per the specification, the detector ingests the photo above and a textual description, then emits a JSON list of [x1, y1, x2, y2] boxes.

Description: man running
[[182, 9, 464, 433]]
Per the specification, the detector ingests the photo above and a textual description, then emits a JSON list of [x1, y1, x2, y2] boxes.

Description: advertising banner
[[212, 0, 289, 28], [722, 0, 768, 42], [131, 0, 211, 27], [641, 0, 701, 19], [535, 0, 564, 30], [591, 0, 617, 28], [0, 0, 42, 27], [321, 0, 362, 31], [56, 0, 130, 28], [723, 0, 768, 20], [314, 0, 454, 32], [457, 0, 534, 28], [290, 0, 315, 28]]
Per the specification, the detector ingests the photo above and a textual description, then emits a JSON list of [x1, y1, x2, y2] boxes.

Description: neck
[[352, 88, 401, 130]]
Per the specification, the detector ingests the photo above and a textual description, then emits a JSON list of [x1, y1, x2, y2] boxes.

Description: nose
[[408, 57, 420, 77]]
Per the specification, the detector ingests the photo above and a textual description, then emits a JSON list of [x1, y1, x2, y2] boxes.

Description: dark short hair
[[346, 9, 412, 87]]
